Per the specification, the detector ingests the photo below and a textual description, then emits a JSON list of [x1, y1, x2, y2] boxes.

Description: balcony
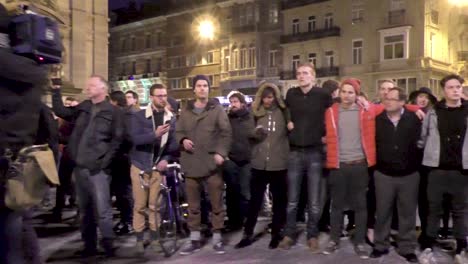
[[264, 67, 279, 77], [459, 51, 468, 62], [231, 24, 256, 34], [282, 0, 330, 10], [280, 27, 340, 44], [280, 66, 339, 80], [386, 9, 407, 27], [229, 68, 256, 78]]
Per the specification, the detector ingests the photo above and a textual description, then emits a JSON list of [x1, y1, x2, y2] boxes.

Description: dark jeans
[[418, 166, 430, 240], [111, 155, 133, 224], [0, 208, 24, 263], [222, 160, 251, 227], [329, 163, 369, 244], [74, 167, 115, 250], [374, 171, 420, 254], [244, 169, 287, 237], [367, 168, 376, 229], [22, 210, 41, 264], [426, 169, 468, 242], [285, 148, 324, 239]]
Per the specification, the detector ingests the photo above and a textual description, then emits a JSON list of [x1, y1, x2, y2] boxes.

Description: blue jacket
[[130, 106, 178, 172]]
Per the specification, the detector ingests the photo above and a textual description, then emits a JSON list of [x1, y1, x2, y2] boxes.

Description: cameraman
[[0, 3, 51, 263]]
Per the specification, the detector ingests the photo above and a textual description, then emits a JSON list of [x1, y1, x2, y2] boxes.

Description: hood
[[252, 82, 286, 117]]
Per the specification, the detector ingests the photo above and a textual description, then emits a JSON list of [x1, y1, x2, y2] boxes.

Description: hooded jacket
[[176, 99, 232, 178], [250, 83, 289, 171]]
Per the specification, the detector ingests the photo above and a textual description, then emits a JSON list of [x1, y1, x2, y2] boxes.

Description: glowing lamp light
[[448, 0, 468, 6], [197, 20, 215, 40]]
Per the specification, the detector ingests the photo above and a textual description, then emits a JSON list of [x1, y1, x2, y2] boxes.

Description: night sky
[[109, 0, 149, 11]]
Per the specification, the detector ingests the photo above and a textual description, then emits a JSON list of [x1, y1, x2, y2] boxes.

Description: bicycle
[[147, 162, 189, 257]]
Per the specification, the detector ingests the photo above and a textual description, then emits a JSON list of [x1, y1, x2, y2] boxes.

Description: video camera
[[0, 4, 62, 64]]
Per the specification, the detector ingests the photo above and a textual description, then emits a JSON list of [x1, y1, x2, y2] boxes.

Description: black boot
[[235, 234, 254, 249]]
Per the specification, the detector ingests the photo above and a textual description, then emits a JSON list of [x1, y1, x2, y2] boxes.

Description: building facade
[[109, 0, 468, 103], [2, 0, 109, 97]]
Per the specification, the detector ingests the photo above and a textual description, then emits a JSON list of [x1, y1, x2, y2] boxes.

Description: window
[[121, 39, 127, 52], [384, 34, 404, 59], [156, 32, 162, 46], [351, 0, 364, 22], [239, 5, 246, 26], [131, 61, 136, 74], [145, 59, 151, 73], [170, 36, 183, 47], [325, 51, 334, 67], [324, 13, 334, 29], [187, 54, 197, 66], [430, 33, 436, 58], [269, 50, 277, 67], [121, 62, 127, 75], [429, 78, 439, 94], [131, 37, 136, 51], [268, 2, 278, 24], [379, 26, 410, 61], [390, 0, 405, 11], [396, 77, 417, 93], [308, 53, 317, 66], [240, 48, 248, 69], [308, 16, 316, 32], [187, 77, 194, 88], [233, 49, 239, 69], [155, 58, 162, 72], [208, 75, 214, 86], [248, 47, 256, 68], [352, 40, 363, 64], [292, 55, 300, 72], [170, 79, 182, 89], [292, 19, 300, 35], [206, 51, 214, 64], [431, 10, 439, 25], [223, 49, 230, 72], [145, 34, 151, 49], [246, 4, 254, 25]]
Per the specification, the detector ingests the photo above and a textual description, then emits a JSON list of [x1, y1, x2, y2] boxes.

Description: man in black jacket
[[223, 91, 255, 231], [52, 75, 124, 257], [370, 87, 421, 263]]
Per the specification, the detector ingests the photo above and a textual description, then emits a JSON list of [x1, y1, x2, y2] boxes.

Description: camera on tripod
[[6, 4, 63, 64]]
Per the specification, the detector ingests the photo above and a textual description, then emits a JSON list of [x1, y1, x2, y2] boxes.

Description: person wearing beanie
[[176, 74, 232, 255], [322, 78, 375, 259], [222, 90, 254, 232]]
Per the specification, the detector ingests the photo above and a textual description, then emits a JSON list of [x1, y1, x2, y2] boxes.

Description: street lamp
[[448, 0, 468, 6], [192, 15, 218, 41]]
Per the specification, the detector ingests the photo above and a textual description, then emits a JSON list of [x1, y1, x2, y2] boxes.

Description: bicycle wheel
[[174, 187, 190, 238], [156, 189, 178, 257]]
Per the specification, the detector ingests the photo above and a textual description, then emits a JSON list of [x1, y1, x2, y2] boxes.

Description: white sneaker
[[419, 248, 436, 264]]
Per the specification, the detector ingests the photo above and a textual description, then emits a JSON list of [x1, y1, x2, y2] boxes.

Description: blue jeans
[[0, 208, 24, 263], [284, 148, 324, 239], [74, 168, 115, 250]]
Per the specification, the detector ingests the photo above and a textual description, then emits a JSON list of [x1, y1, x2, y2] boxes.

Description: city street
[[34, 207, 456, 264]]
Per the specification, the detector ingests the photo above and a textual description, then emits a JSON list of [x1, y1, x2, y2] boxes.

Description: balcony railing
[[280, 27, 340, 44], [387, 9, 407, 26], [281, 66, 339, 80], [458, 51, 468, 62], [282, 0, 330, 10], [231, 24, 256, 34], [229, 68, 256, 77]]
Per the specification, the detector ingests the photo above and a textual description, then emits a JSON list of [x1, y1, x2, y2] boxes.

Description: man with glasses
[[129, 83, 178, 254], [370, 87, 422, 263]]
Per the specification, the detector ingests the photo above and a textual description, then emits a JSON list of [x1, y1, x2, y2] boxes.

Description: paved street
[[33, 208, 457, 264]]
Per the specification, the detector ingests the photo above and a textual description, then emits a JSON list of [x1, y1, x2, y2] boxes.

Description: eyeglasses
[[151, 94, 168, 98]]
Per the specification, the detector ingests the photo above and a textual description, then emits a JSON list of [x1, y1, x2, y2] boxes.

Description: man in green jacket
[[176, 75, 232, 255]]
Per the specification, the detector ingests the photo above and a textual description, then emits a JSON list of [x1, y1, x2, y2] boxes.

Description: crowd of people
[[2, 59, 467, 263]]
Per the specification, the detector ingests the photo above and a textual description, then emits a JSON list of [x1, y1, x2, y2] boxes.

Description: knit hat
[[192, 74, 211, 90], [341, 78, 361, 95]]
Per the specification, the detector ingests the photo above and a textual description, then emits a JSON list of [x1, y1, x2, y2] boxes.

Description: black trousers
[[374, 171, 420, 254], [426, 169, 468, 250], [329, 163, 369, 244], [55, 149, 75, 213], [243, 169, 287, 237], [111, 155, 133, 224]]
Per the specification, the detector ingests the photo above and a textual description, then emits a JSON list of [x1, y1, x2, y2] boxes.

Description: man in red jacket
[[322, 78, 374, 259]]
